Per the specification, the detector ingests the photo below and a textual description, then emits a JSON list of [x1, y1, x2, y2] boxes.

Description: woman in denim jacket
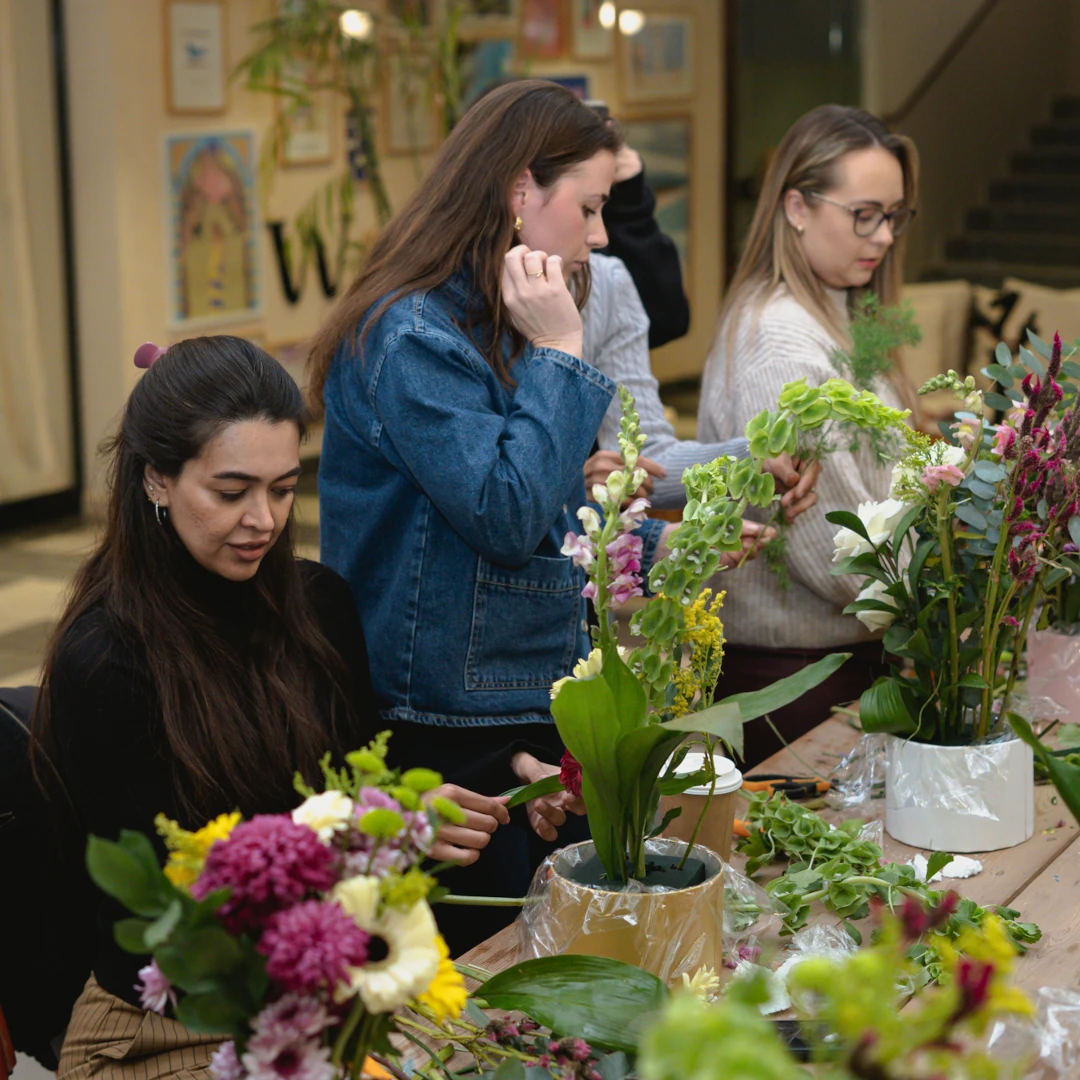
[[306, 82, 693, 950]]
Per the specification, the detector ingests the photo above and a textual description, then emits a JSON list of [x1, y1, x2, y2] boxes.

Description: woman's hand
[[584, 450, 666, 500], [502, 244, 583, 358], [511, 751, 586, 842], [762, 454, 822, 523], [426, 784, 511, 866], [719, 520, 776, 569]]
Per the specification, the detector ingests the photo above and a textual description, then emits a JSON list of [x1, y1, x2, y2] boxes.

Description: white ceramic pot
[[883, 732, 1034, 852]]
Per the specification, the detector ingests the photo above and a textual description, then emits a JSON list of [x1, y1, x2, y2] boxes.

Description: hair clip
[[134, 342, 167, 369]]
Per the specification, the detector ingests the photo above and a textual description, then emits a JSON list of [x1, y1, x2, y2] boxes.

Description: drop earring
[[514, 216, 523, 232], [147, 482, 165, 526]]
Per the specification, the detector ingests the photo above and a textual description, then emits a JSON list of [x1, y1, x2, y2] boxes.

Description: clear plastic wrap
[[827, 732, 887, 811], [720, 860, 786, 963], [517, 838, 725, 985], [883, 731, 1034, 852], [1025, 627, 1080, 726], [984, 986, 1080, 1078]]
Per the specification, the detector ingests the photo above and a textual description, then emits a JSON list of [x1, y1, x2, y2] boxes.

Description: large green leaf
[[660, 699, 744, 757], [601, 642, 648, 739], [858, 677, 919, 736], [825, 510, 871, 541], [502, 775, 565, 809], [713, 652, 850, 727], [1009, 713, 1080, 824], [173, 992, 248, 1038], [86, 833, 172, 918], [479, 955, 669, 1053]]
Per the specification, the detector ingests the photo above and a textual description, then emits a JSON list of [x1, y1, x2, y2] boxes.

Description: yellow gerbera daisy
[[415, 935, 467, 1021]]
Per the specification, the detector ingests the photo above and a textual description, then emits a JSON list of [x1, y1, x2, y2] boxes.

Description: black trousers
[[387, 719, 590, 956]]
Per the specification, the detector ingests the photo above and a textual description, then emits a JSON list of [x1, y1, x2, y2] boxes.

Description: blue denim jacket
[[319, 272, 666, 727]]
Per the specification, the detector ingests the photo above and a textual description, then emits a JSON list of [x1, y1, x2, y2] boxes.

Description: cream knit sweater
[[697, 285, 899, 649]]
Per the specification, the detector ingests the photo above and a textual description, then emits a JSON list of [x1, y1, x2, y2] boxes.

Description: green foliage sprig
[[736, 793, 1040, 977]]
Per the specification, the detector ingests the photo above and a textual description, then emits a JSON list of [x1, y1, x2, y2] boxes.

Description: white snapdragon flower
[[854, 579, 901, 632], [832, 499, 908, 562], [577, 506, 601, 537], [292, 790, 354, 844], [550, 646, 628, 700]]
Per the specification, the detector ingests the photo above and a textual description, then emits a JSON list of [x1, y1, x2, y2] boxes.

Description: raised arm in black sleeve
[[600, 167, 691, 349]]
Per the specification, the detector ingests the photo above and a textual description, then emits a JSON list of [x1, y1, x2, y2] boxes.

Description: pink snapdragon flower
[[922, 463, 965, 493], [606, 532, 643, 574], [951, 417, 981, 451], [609, 573, 643, 607], [561, 531, 595, 570], [618, 496, 651, 529], [991, 424, 1016, 458]]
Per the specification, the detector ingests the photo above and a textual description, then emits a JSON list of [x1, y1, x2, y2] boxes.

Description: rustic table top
[[456, 716, 1080, 996]]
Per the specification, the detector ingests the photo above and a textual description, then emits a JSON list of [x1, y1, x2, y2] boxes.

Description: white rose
[[854, 579, 900, 632], [832, 499, 909, 562], [292, 790, 354, 844], [940, 443, 967, 468]]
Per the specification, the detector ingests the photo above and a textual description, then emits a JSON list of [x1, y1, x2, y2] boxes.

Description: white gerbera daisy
[[332, 876, 440, 1013]]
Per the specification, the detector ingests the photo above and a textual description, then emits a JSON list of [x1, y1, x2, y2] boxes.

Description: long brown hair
[[718, 105, 919, 396], [306, 79, 621, 412], [33, 337, 354, 822]]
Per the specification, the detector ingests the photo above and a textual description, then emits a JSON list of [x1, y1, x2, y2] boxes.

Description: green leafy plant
[[639, 896, 1036, 1080], [831, 332, 1080, 744], [517, 382, 910, 886], [735, 793, 1040, 979]]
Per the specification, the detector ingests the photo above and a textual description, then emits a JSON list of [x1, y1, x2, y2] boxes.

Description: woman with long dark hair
[[34, 336, 509, 1080], [698, 105, 919, 766]]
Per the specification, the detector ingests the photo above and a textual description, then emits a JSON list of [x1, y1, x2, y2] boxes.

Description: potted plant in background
[[829, 332, 1080, 851], [513, 383, 911, 983]]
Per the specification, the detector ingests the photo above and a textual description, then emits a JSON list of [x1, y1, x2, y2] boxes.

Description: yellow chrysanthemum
[[414, 934, 467, 1021], [155, 811, 241, 889]]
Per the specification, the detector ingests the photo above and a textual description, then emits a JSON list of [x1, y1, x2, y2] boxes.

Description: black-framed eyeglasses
[[806, 192, 917, 238]]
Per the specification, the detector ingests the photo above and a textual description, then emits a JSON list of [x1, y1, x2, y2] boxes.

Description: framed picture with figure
[[383, 48, 440, 154], [571, 0, 613, 59], [618, 10, 693, 104], [620, 114, 691, 287], [164, 131, 261, 328], [519, 0, 565, 59], [164, 0, 228, 114]]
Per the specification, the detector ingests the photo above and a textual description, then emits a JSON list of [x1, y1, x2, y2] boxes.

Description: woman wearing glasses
[[698, 104, 919, 766]]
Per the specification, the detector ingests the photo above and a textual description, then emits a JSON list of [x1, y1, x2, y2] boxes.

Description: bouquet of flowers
[[87, 735, 473, 1080], [513, 383, 911, 885], [830, 331, 1080, 745]]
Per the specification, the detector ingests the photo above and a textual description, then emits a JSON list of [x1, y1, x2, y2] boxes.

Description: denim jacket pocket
[[465, 554, 581, 690]]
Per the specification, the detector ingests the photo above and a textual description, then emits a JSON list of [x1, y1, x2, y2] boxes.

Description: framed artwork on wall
[[383, 49, 440, 154], [164, 131, 261, 327], [618, 10, 693, 104], [570, 0, 613, 60], [455, 37, 516, 113], [548, 74, 590, 99], [458, 0, 521, 40], [620, 114, 691, 286], [164, 0, 228, 114], [519, 0, 565, 59], [276, 62, 336, 166]]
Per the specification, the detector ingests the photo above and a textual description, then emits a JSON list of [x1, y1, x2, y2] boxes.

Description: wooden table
[[456, 716, 1080, 996]]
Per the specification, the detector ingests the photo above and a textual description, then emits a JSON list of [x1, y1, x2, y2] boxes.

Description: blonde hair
[[717, 105, 919, 403]]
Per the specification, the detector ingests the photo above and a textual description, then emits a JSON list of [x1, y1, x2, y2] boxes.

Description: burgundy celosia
[[560, 750, 583, 798], [192, 815, 338, 933], [257, 899, 369, 994]]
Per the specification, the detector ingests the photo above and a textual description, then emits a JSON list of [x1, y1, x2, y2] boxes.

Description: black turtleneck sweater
[[48, 558, 381, 1006]]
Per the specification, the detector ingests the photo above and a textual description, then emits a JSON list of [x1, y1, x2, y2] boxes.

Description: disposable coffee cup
[[659, 751, 743, 859]]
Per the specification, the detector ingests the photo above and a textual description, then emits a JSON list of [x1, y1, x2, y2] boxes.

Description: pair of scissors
[[741, 774, 830, 800]]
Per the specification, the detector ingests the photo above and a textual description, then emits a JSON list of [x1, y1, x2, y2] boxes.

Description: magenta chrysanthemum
[[191, 815, 337, 933], [258, 900, 369, 994]]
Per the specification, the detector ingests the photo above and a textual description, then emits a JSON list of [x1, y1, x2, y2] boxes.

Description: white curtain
[[0, 0, 70, 504]]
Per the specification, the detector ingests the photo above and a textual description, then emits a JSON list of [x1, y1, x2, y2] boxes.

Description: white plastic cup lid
[[665, 750, 743, 796]]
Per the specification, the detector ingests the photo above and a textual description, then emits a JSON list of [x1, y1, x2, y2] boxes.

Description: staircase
[[924, 97, 1080, 288]]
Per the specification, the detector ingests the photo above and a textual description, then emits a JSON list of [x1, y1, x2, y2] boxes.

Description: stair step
[[947, 231, 1080, 265], [1012, 146, 1080, 175], [921, 260, 1080, 290], [988, 175, 1080, 202], [967, 204, 1080, 233], [1052, 97, 1080, 120], [1030, 122, 1080, 147]]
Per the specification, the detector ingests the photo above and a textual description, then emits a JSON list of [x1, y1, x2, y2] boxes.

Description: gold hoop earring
[[514, 216, 523, 232]]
